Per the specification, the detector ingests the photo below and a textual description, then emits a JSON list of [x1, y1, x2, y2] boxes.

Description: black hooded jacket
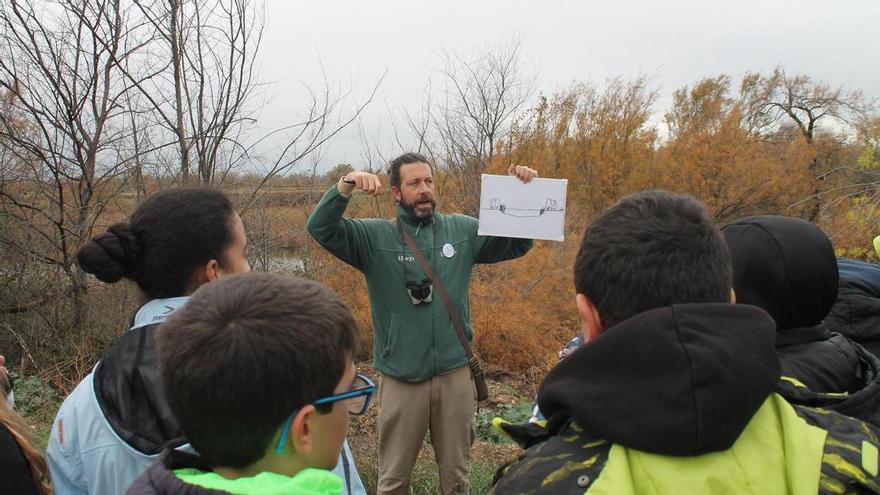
[[538, 303, 780, 456], [826, 257, 880, 357], [491, 303, 783, 493], [722, 216, 868, 394], [491, 303, 880, 494]]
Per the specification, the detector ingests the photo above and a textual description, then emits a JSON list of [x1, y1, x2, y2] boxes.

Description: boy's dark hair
[[157, 273, 358, 468], [76, 187, 235, 299], [574, 190, 732, 328], [389, 152, 430, 188]]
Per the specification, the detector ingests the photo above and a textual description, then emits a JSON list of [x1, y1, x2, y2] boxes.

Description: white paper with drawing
[[477, 174, 568, 241]]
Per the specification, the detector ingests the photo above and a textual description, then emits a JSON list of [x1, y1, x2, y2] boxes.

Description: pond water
[[265, 249, 305, 273]]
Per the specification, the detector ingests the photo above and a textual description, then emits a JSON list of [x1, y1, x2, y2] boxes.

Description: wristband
[[341, 176, 356, 185]]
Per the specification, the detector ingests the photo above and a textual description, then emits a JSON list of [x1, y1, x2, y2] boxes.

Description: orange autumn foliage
[[298, 74, 871, 377]]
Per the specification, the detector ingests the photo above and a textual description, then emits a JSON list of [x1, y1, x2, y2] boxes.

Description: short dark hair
[[574, 190, 732, 328], [157, 273, 358, 468], [389, 152, 430, 187], [76, 187, 236, 299]]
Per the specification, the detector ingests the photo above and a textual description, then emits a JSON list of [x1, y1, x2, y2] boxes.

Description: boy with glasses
[[128, 273, 374, 495]]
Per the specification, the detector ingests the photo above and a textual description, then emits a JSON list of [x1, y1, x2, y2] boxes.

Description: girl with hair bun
[[46, 187, 250, 495], [75, 187, 250, 297], [46, 187, 367, 495]]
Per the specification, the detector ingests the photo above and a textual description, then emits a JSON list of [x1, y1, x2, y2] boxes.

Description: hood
[[722, 215, 838, 330], [537, 303, 780, 456], [94, 298, 189, 455]]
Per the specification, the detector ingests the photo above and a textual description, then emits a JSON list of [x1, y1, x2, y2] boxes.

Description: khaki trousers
[[377, 366, 476, 495]]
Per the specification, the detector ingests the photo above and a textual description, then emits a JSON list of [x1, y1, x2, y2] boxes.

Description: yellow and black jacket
[[776, 343, 880, 428], [491, 303, 880, 494]]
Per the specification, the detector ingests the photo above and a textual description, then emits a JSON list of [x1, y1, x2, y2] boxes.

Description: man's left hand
[[508, 164, 539, 183]]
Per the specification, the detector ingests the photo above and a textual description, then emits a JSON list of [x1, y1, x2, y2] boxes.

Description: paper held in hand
[[477, 174, 568, 241]]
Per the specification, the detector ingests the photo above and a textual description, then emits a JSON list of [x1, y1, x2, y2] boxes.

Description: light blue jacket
[[46, 297, 366, 495]]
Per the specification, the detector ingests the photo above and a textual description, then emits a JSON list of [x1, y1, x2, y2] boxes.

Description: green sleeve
[[306, 185, 374, 271], [472, 216, 534, 264]]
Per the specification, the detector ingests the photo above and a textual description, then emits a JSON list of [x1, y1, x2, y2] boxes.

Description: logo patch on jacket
[[442, 243, 456, 258]]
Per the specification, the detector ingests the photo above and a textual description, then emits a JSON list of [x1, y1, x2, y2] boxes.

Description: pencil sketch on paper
[[477, 174, 568, 241], [486, 197, 564, 218]]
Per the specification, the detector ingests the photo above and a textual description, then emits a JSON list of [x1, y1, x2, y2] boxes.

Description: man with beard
[[307, 152, 536, 495]]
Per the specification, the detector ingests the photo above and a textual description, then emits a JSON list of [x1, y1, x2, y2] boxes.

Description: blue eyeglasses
[[275, 373, 376, 455]]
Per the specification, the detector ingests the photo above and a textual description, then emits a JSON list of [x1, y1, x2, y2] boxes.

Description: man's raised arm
[[306, 171, 383, 271]]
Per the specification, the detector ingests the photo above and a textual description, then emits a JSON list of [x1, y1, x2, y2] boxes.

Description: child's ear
[[205, 259, 221, 282], [576, 293, 604, 342], [187, 260, 220, 293], [289, 405, 317, 455]]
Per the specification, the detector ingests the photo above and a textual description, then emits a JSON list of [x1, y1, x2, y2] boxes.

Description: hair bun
[[76, 223, 142, 283]]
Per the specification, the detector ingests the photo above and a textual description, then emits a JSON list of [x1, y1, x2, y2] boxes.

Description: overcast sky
[[251, 0, 879, 172]]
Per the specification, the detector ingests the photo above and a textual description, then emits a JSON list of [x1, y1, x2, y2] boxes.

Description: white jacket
[[46, 298, 366, 495]]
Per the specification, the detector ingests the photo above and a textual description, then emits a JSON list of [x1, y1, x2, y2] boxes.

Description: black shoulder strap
[[396, 219, 489, 401]]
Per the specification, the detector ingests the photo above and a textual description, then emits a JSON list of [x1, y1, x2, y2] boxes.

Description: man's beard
[[401, 195, 436, 219]]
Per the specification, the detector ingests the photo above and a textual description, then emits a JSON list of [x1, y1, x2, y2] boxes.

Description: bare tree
[[123, 0, 262, 183], [0, 0, 383, 383], [0, 0, 150, 330], [741, 67, 871, 220], [423, 36, 537, 215], [236, 70, 385, 214], [742, 67, 868, 143]]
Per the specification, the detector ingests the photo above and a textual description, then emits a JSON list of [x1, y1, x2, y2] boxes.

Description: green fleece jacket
[[306, 185, 532, 382]]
